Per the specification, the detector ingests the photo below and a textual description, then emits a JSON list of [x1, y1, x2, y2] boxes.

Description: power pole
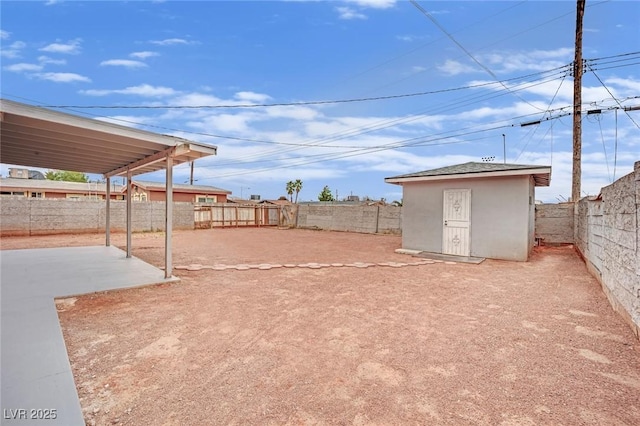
[[189, 161, 194, 185], [572, 0, 586, 202]]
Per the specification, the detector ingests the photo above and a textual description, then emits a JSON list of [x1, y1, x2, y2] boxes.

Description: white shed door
[[442, 189, 471, 256]]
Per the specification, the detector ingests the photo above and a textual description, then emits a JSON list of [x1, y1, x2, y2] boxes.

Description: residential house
[[0, 177, 122, 200], [125, 180, 231, 203], [0, 176, 231, 203]]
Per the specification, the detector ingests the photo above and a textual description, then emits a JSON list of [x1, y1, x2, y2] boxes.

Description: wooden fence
[[194, 203, 283, 228]]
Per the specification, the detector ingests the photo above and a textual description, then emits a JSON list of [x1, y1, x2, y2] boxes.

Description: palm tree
[[286, 180, 295, 202], [293, 179, 303, 203]]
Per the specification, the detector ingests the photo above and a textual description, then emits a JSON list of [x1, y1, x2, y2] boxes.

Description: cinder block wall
[[575, 161, 640, 338], [535, 203, 574, 244], [0, 198, 194, 236], [296, 204, 402, 234]]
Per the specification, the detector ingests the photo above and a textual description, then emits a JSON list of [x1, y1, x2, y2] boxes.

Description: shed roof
[[0, 99, 217, 177], [385, 162, 551, 186]]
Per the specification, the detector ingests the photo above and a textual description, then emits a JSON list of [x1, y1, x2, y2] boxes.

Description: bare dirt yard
[[3, 228, 639, 425]]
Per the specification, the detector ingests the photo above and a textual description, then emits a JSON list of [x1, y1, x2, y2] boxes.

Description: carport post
[[126, 169, 132, 258], [105, 176, 111, 246], [165, 155, 173, 278]]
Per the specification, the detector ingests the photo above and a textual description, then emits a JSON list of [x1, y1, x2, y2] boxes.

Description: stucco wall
[[295, 204, 402, 234], [575, 162, 640, 338], [0, 198, 194, 236], [401, 175, 533, 261], [535, 203, 574, 244]]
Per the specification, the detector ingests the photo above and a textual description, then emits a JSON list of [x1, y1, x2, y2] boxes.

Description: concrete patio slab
[[1, 246, 178, 425]]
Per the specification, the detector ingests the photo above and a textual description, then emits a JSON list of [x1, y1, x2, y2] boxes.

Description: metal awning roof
[[0, 99, 217, 177]]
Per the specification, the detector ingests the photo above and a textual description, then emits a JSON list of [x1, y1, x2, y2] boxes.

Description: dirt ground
[[3, 228, 639, 425]]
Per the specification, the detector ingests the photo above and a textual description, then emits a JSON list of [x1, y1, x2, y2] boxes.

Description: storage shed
[[385, 162, 551, 261]]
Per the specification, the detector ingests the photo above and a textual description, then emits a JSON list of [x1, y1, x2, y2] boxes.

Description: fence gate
[[195, 204, 282, 228]]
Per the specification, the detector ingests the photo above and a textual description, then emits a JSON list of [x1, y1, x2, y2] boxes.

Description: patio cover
[[0, 98, 216, 176], [1, 99, 221, 424], [0, 98, 218, 277]]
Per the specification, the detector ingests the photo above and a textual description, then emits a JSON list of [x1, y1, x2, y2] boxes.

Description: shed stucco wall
[[401, 175, 533, 261]]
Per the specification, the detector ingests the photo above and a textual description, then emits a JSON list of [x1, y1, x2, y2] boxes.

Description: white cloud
[[346, 0, 396, 9], [234, 91, 272, 103], [0, 30, 9, 39], [34, 72, 91, 83], [438, 59, 477, 76], [336, 6, 367, 20], [195, 114, 252, 133], [485, 51, 571, 73], [100, 59, 148, 68], [604, 77, 640, 93], [38, 55, 67, 65], [39, 39, 82, 54], [94, 115, 156, 127], [265, 105, 319, 121], [396, 35, 428, 42], [130, 51, 159, 59], [171, 93, 223, 106], [438, 48, 573, 77], [150, 38, 195, 46], [1, 41, 26, 59], [3, 63, 43, 73], [516, 149, 638, 202], [80, 84, 177, 97], [396, 35, 415, 42]]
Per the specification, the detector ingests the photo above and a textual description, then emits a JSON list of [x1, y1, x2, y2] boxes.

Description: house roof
[[0, 177, 123, 193], [385, 162, 551, 186], [131, 180, 231, 194], [0, 177, 231, 195], [259, 199, 293, 206], [0, 99, 217, 177]]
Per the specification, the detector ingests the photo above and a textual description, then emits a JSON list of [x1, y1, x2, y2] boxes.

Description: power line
[[199, 73, 572, 167], [39, 67, 569, 110], [587, 50, 640, 62], [196, 111, 575, 179], [586, 63, 640, 131], [515, 73, 568, 161], [4, 65, 568, 174], [409, 0, 544, 112]]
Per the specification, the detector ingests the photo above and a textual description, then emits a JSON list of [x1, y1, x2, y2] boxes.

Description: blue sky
[[1, 0, 639, 202]]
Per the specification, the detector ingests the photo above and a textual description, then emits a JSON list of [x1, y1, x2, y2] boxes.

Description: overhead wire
[[409, 0, 545, 112], [586, 62, 640, 131], [204, 70, 571, 168], [39, 65, 570, 111], [595, 113, 612, 182], [1, 64, 573, 179], [341, 1, 529, 97], [11, 64, 568, 173], [197, 110, 575, 180]]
